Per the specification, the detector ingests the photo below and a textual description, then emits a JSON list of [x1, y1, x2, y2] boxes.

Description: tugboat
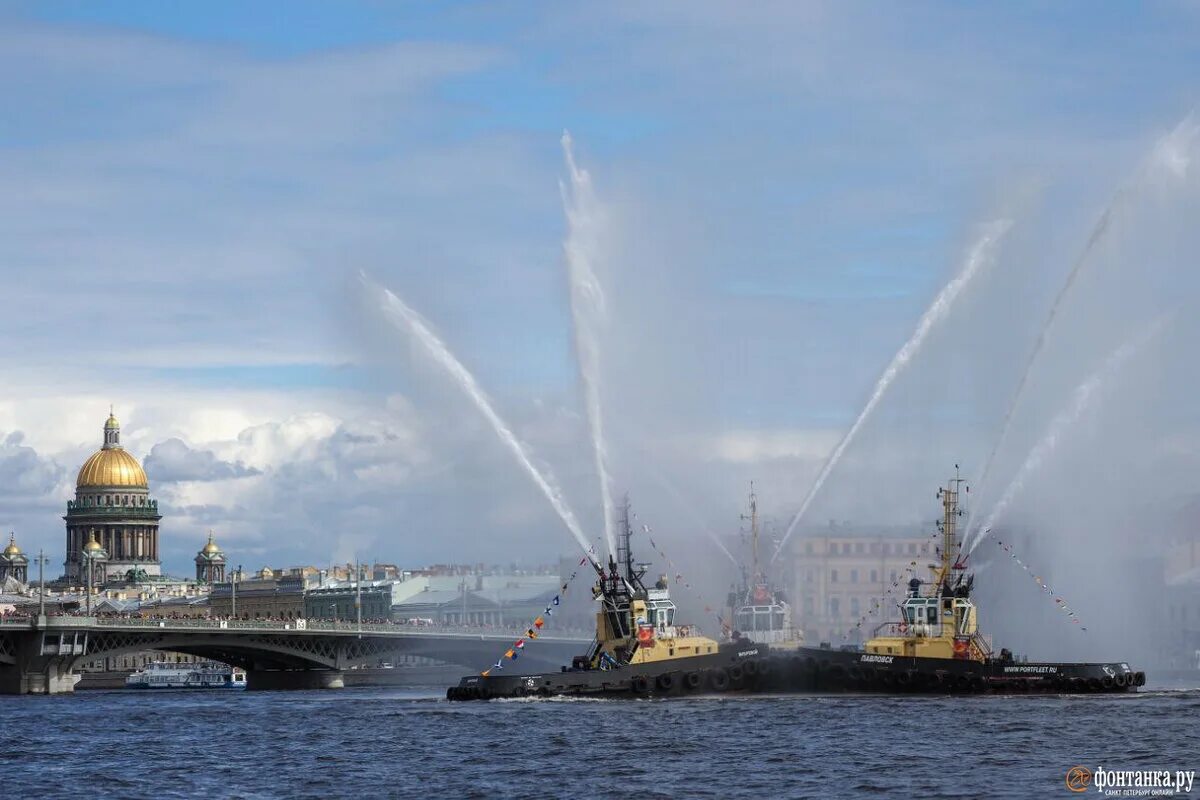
[[448, 501, 772, 700], [727, 484, 804, 650], [784, 471, 1146, 694], [447, 472, 1144, 699]]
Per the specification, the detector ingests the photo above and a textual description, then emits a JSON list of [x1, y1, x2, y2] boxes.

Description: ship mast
[[934, 466, 967, 590], [741, 482, 760, 584]]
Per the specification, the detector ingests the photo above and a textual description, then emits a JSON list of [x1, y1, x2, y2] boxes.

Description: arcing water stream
[[770, 219, 1012, 564], [971, 116, 1199, 507], [366, 274, 598, 566], [964, 316, 1170, 555], [561, 131, 617, 560]]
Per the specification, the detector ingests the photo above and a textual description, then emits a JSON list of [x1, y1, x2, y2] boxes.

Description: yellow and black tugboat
[[447, 472, 1144, 700], [448, 502, 774, 700], [776, 470, 1145, 694]]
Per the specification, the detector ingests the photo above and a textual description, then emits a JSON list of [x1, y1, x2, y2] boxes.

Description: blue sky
[[1, 2, 1199, 579]]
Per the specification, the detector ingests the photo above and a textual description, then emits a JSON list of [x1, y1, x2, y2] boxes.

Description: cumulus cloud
[[0, 431, 64, 500], [145, 438, 261, 482]]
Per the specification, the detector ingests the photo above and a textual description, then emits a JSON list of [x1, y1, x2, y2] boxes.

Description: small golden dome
[[202, 532, 221, 555], [84, 533, 104, 553], [3, 533, 20, 556], [104, 413, 120, 430], [77, 448, 148, 489]]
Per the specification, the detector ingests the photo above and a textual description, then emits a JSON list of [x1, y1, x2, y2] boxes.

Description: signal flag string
[[993, 536, 1088, 632], [480, 545, 595, 676]]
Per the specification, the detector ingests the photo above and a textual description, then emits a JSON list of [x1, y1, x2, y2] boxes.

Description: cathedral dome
[[77, 448, 148, 488], [76, 411, 148, 489], [3, 533, 21, 556]]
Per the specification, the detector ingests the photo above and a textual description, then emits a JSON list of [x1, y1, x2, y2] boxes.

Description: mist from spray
[[965, 316, 1169, 555], [770, 219, 1013, 564], [561, 131, 617, 560], [365, 273, 598, 565], [640, 462, 740, 568], [972, 116, 1199, 504]]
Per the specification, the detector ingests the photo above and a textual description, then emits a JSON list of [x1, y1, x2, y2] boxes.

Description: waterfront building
[[64, 412, 162, 583], [789, 525, 936, 645], [0, 533, 29, 584], [305, 581, 400, 621], [209, 573, 307, 619], [194, 533, 227, 583]]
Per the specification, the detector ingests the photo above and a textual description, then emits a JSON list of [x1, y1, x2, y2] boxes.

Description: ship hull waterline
[[447, 643, 1144, 700]]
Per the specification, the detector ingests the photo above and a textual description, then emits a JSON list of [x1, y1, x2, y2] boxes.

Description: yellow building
[[790, 527, 936, 645]]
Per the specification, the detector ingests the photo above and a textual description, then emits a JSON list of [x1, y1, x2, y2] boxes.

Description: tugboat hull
[[447, 644, 1144, 700]]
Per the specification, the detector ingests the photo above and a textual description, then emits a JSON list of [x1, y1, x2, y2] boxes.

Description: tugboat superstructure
[[728, 484, 804, 649]]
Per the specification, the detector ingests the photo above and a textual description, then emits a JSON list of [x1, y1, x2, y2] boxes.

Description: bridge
[[0, 616, 591, 694]]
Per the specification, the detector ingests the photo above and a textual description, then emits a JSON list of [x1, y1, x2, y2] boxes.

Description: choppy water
[[4, 685, 1199, 799]]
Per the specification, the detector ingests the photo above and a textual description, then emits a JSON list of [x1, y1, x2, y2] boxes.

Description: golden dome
[[77, 448, 148, 489], [202, 532, 221, 555], [76, 410, 147, 488], [3, 533, 20, 556], [84, 533, 104, 553]]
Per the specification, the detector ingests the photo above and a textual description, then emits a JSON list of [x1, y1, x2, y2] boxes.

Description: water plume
[[770, 219, 1013, 564], [364, 273, 598, 565], [966, 316, 1170, 555], [561, 130, 617, 560], [972, 115, 1199, 504]]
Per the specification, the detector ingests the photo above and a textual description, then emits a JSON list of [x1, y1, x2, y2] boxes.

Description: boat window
[[926, 606, 937, 624]]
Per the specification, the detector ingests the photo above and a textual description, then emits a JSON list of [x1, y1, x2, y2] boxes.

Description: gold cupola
[[76, 410, 148, 489], [4, 532, 21, 556]]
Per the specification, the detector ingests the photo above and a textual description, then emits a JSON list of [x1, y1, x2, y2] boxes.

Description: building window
[[850, 569, 858, 584], [908, 544, 917, 554], [842, 543, 851, 555], [870, 569, 878, 583], [829, 598, 840, 618], [805, 543, 813, 555], [890, 571, 897, 582], [830, 569, 838, 583], [851, 598, 860, 617], [855, 543, 864, 554]]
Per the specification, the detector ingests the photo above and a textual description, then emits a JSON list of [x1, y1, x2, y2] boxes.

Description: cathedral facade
[[63, 413, 162, 584]]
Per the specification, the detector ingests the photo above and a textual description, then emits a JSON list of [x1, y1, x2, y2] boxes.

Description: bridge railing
[[0, 614, 591, 640]]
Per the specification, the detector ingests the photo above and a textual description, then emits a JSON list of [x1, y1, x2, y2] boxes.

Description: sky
[[2, 0, 1200, 616]]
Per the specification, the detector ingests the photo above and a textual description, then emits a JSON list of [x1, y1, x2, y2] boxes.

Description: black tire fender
[[630, 675, 650, 695], [709, 669, 730, 691], [684, 671, 702, 690], [656, 672, 675, 692]]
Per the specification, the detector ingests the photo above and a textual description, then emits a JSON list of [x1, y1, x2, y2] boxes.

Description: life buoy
[[630, 675, 650, 694], [684, 671, 702, 690], [952, 638, 970, 658], [636, 626, 654, 645], [753, 585, 770, 604], [897, 623, 908, 634]]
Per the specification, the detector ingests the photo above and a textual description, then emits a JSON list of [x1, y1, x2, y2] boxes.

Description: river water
[[4, 684, 1198, 799]]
